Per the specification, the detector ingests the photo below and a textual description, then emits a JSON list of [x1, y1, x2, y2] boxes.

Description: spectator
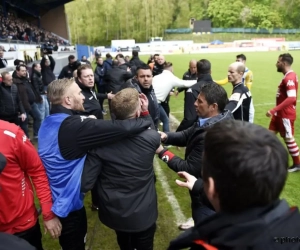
[[81, 55, 91, 65], [0, 71, 26, 125], [0, 49, 7, 68], [58, 55, 78, 79], [41, 54, 56, 89]]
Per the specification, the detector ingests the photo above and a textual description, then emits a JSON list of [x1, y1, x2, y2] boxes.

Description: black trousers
[[115, 223, 156, 250], [91, 185, 99, 207], [58, 206, 87, 250], [161, 99, 170, 117], [14, 219, 43, 250], [97, 85, 106, 110], [0, 114, 20, 126]]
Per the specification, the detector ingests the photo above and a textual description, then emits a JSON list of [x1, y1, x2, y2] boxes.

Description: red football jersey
[[276, 71, 298, 119]]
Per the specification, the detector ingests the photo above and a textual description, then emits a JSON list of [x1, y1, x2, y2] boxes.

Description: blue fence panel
[[76, 44, 89, 60]]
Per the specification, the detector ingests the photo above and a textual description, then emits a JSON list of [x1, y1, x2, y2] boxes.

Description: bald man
[[176, 60, 198, 95], [225, 62, 252, 121], [153, 55, 165, 76]]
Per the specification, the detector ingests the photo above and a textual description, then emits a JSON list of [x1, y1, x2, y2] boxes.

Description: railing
[[164, 28, 300, 34]]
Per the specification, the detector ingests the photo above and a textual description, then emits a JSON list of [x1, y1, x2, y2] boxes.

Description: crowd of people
[[0, 49, 300, 250], [0, 11, 69, 45]]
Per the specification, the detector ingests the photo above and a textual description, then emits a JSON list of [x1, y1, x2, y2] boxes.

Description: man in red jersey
[[266, 53, 300, 172], [0, 120, 61, 249]]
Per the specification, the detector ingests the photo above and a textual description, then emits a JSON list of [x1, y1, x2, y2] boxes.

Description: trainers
[[178, 217, 194, 230], [288, 164, 300, 173]]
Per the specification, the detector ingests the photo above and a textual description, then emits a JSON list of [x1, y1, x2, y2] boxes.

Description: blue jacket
[[38, 113, 86, 217]]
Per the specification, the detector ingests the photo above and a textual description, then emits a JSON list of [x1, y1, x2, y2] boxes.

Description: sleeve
[[225, 88, 243, 113], [162, 140, 204, 177], [96, 93, 107, 100], [17, 84, 31, 112], [176, 91, 198, 132], [245, 71, 253, 90], [191, 178, 204, 195], [58, 67, 65, 79], [40, 57, 46, 69], [49, 56, 55, 72], [75, 116, 152, 152], [16, 128, 55, 221], [16, 89, 25, 114], [172, 75, 197, 88], [164, 126, 194, 147], [215, 78, 229, 85]]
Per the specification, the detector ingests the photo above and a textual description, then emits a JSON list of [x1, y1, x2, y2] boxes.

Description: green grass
[[40, 51, 300, 249], [165, 33, 300, 43]]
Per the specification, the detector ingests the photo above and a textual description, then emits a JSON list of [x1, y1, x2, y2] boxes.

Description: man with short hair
[[38, 78, 152, 250], [86, 88, 160, 250], [0, 72, 26, 125], [0, 120, 62, 250], [120, 64, 159, 129], [13, 65, 42, 139], [266, 53, 300, 172], [176, 59, 214, 132], [152, 55, 165, 76], [152, 62, 197, 132], [0, 49, 7, 68], [58, 55, 78, 79], [129, 50, 144, 70], [80, 55, 91, 65], [225, 62, 251, 121], [168, 120, 300, 250], [236, 54, 255, 123], [158, 83, 231, 228]]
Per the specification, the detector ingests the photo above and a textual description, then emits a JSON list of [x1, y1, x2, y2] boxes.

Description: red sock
[[285, 139, 300, 165]]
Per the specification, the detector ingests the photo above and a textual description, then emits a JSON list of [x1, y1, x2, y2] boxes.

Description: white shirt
[[152, 70, 197, 103]]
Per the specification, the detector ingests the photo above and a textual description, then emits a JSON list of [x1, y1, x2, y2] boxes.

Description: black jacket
[[168, 199, 300, 250], [76, 80, 103, 119], [129, 56, 144, 68], [86, 128, 160, 232], [94, 64, 104, 86], [13, 76, 39, 112], [226, 82, 251, 122], [152, 62, 164, 76], [0, 83, 25, 116], [176, 74, 214, 132], [177, 70, 198, 93], [31, 70, 44, 95], [41, 56, 56, 86], [0, 233, 35, 250], [120, 78, 160, 129], [163, 110, 233, 206], [58, 64, 75, 79], [104, 66, 132, 94]]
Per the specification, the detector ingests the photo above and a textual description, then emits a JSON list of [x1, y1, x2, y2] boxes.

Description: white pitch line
[[170, 100, 300, 114], [153, 157, 186, 225]]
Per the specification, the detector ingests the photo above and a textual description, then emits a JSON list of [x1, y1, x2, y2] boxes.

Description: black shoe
[[288, 164, 300, 173]]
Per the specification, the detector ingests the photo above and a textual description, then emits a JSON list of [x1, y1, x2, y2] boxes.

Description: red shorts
[[269, 116, 294, 138]]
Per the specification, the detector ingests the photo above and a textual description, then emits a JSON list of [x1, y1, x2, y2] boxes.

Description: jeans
[[14, 219, 43, 250], [20, 103, 42, 138], [37, 95, 50, 122], [158, 104, 169, 132], [58, 206, 87, 250], [115, 223, 156, 250]]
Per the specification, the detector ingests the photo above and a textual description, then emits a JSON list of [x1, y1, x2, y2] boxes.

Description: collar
[[197, 117, 211, 127], [50, 104, 78, 115], [197, 74, 213, 81], [233, 82, 243, 88]]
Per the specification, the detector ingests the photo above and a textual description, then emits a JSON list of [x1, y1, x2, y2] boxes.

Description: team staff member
[[176, 59, 213, 132], [225, 62, 251, 121], [0, 120, 61, 250], [176, 59, 197, 95], [86, 88, 160, 250], [38, 78, 152, 250], [157, 83, 232, 227]]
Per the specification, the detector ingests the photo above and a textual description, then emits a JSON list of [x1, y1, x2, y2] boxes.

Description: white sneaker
[[288, 165, 300, 173], [178, 217, 194, 230]]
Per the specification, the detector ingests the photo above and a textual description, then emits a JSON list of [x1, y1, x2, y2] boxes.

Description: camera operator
[[41, 54, 56, 90], [58, 55, 80, 79]]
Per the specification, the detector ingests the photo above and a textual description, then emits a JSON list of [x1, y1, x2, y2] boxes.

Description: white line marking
[[153, 157, 186, 225], [170, 100, 300, 114]]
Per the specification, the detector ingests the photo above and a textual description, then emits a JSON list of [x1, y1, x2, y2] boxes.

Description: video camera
[[40, 43, 53, 55]]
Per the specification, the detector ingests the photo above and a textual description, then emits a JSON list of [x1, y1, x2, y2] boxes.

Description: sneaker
[[178, 217, 194, 230], [102, 110, 107, 115], [160, 122, 163, 126], [288, 164, 300, 173]]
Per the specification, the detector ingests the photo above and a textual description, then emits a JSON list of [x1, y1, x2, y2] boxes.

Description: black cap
[[0, 153, 6, 174]]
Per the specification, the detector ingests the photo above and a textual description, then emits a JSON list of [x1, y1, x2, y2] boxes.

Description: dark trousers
[[14, 219, 43, 250], [97, 85, 106, 110], [91, 185, 99, 207], [0, 114, 20, 126], [58, 206, 87, 250], [161, 96, 170, 117], [115, 223, 156, 250]]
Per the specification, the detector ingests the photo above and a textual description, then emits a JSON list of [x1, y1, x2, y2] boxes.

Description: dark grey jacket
[[0, 83, 25, 116]]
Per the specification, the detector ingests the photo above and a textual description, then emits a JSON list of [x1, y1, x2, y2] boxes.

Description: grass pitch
[[41, 51, 300, 249]]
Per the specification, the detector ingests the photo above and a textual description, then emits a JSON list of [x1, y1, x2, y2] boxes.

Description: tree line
[[65, 0, 300, 45]]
